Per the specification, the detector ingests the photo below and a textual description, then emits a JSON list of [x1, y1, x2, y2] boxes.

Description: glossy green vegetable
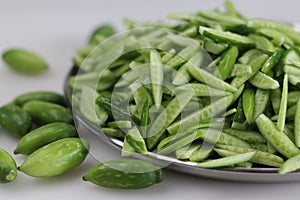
[[216, 46, 239, 80], [256, 28, 294, 47], [0, 148, 17, 183], [197, 128, 251, 148], [253, 89, 269, 121], [248, 72, 279, 90], [83, 159, 163, 189], [2, 48, 47, 74], [197, 152, 256, 168], [242, 87, 255, 124], [102, 128, 125, 138], [125, 127, 147, 154], [172, 52, 203, 85], [108, 121, 132, 129], [187, 63, 237, 92], [223, 129, 266, 144], [215, 145, 284, 167], [294, 97, 300, 147], [165, 44, 200, 69], [199, 26, 255, 47], [279, 153, 300, 174], [277, 74, 288, 132], [23, 100, 73, 125], [231, 97, 246, 129], [18, 138, 89, 177], [166, 95, 233, 136], [14, 122, 78, 155], [204, 39, 228, 55], [261, 48, 283, 73], [150, 50, 163, 108], [198, 10, 246, 26], [248, 33, 275, 53], [174, 83, 229, 97], [256, 114, 299, 158], [140, 99, 151, 138], [0, 104, 32, 137], [13, 91, 66, 107]]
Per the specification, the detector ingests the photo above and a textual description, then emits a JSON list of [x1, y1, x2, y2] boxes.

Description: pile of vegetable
[[70, 0, 300, 174]]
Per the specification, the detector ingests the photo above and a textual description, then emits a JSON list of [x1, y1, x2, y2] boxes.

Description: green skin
[[279, 153, 300, 174], [197, 152, 256, 168], [0, 148, 17, 183], [0, 104, 32, 137], [261, 48, 284, 73], [13, 91, 66, 107], [125, 127, 148, 154], [256, 114, 300, 158], [248, 34, 275, 53], [19, 138, 89, 178], [83, 159, 163, 189], [126, 135, 148, 154], [199, 26, 255, 47], [248, 19, 300, 45], [23, 100, 73, 126], [102, 128, 125, 138], [216, 145, 284, 167], [150, 49, 163, 108], [2, 48, 47, 74], [223, 128, 266, 144], [217, 46, 239, 80], [242, 87, 255, 124], [140, 99, 151, 138], [14, 122, 78, 155]]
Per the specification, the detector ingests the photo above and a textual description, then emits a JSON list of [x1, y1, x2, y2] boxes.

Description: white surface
[[1, 0, 300, 199]]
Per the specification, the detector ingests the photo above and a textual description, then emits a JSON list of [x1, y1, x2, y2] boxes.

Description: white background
[[1, 0, 300, 199]]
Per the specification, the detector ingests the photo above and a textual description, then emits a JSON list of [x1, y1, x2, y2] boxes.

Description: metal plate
[[64, 64, 300, 183]]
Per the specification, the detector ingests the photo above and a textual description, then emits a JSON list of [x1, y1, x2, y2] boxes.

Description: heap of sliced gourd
[[69, 1, 300, 174]]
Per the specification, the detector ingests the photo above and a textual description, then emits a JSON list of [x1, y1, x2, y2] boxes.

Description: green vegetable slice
[[242, 87, 255, 124], [279, 153, 300, 174], [294, 97, 300, 147], [253, 89, 269, 121], [216, 46, 239, 80], [187, 64, 237, 93], [248, 19, 300, 45], [125, 127, 148, 154], [277, 74, 288, 132], [199, 26, 255, 47], [230, 64, 252, 77], [249, 71, 279, 90], [261, 48, 284, 73], [204, 39, 228, 55], [248, 34, 275, 53], [196, 151, 256, 168], [150, 50, 163, 108], [256, 114, 299, 158], [216, 145, 284, 167]]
